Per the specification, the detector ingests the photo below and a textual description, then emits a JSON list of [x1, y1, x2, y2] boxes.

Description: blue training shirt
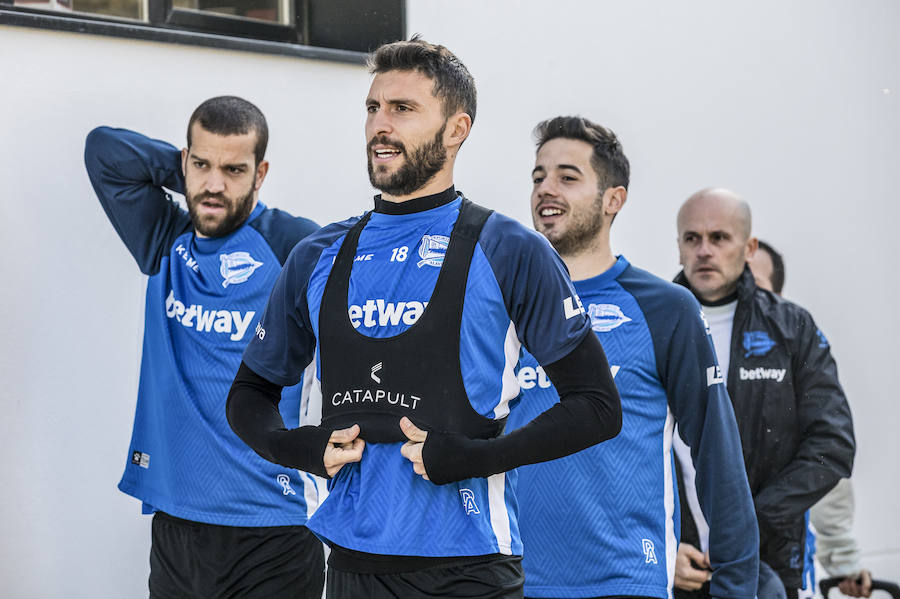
[[85, 127, 321, 526], [507, 256, 758, 598], [242, 193, 592, 557]]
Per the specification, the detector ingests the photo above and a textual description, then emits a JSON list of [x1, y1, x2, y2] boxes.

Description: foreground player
[[227, 40, 621, 598], [508, 116, 758, 598], [84, 97, 323, 597], [674, 188, 855, 597]]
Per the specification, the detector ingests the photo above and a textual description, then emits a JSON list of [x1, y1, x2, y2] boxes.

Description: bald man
[[672, 188, 855, 599]]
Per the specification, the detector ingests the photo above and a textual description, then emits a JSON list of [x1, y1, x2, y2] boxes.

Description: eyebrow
[[189, 152, 249, 170], [682, 229, 731, 238], [531, 163, 584, 176], [366, 97, 422, 108]]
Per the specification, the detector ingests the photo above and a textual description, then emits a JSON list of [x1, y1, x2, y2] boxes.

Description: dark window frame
[[0, 0, 404, 65]]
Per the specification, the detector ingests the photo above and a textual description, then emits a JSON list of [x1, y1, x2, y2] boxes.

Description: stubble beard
[[186, 174, 256, 238], [367, 124, 447, 197], [687, 260, 742, 303], [541, 195, 605, 258]]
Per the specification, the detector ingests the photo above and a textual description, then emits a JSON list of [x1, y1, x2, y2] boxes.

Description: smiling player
[[509, 116, 758, 599]]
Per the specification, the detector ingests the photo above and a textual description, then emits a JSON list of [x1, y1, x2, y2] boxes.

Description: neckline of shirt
[[573, 255, 630, 292], [702, 299, 738, 316], [373, 186, 458, 215], [192, 201, 265, 254], [698, 290, 739, 308]]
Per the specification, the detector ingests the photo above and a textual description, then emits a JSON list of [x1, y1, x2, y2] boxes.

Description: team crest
[[219, 251, 263, 288], [743, 331, 776, 357], [459, 488, 480, 516], [588, 304, 632, 332], [417, 234, 449, 268]]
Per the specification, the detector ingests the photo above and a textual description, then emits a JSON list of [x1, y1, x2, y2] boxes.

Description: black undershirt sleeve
[[226, 362, 332, 478], [422, 331, 622, 485]]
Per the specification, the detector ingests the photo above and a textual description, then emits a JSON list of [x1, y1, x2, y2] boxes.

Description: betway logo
[[739, 366, 786, 382], [348, 299, 428, 329], [165, 289, 255, 341], [518, 364, 620, 389]]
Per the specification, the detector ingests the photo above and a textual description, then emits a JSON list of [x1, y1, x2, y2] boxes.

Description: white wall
[[407, 0, 900, 583], [0, 26, 373, 598], [1, 1, 897, 595]]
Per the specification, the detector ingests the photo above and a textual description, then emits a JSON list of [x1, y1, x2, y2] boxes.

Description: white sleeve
[[810, 478, 862, 577]]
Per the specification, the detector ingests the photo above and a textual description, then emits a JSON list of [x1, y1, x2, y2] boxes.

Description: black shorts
[[149, 511, 325, 599], [326, 553, 524, 599]]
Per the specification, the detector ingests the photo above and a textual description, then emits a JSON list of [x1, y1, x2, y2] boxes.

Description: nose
[[205, 169, 226, 194], [368, 107, 393, 138], [535, 177, 558, 199], [697, 238, 714, 258]]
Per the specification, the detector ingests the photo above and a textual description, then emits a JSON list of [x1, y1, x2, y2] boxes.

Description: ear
[[745, 236, 759, 261], [444, 112, 472, 149], [181, 148, 188, 177], [676, 233, 687, 266], [254, 160, 270, 191], [603, 186, 627, 216]]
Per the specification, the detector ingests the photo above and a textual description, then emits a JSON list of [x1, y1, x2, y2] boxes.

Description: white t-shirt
[[703, 300, 737, 379], [674, 299, 737, 553]]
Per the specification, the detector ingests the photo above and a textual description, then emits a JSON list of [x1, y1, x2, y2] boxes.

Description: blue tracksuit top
[[508, 256, 758, 599], [85, 126, 320, 526]]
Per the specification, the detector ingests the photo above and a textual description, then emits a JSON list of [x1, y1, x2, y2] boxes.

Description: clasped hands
[[322, 417, 430, 479]]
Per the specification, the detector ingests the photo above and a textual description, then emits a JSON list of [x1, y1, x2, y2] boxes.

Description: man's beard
[[541, 196, 605, 257], [367, 124, 447, 197], [186, 176, 256, 238]]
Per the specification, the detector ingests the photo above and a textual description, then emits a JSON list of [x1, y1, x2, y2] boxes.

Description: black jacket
[[675, 266, 855, 590]]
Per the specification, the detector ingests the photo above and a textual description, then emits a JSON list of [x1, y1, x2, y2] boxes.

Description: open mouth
[[199, 199, 226, 213], [536, 204, 566, 220], [373, 147, 402, 163]]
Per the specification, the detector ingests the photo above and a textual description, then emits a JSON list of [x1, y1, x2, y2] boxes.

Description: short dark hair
[[368, 36, 477, 124], [534, 116, 630, 191], [187, 96, 268, 165], [756, 240, 785, 294]]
